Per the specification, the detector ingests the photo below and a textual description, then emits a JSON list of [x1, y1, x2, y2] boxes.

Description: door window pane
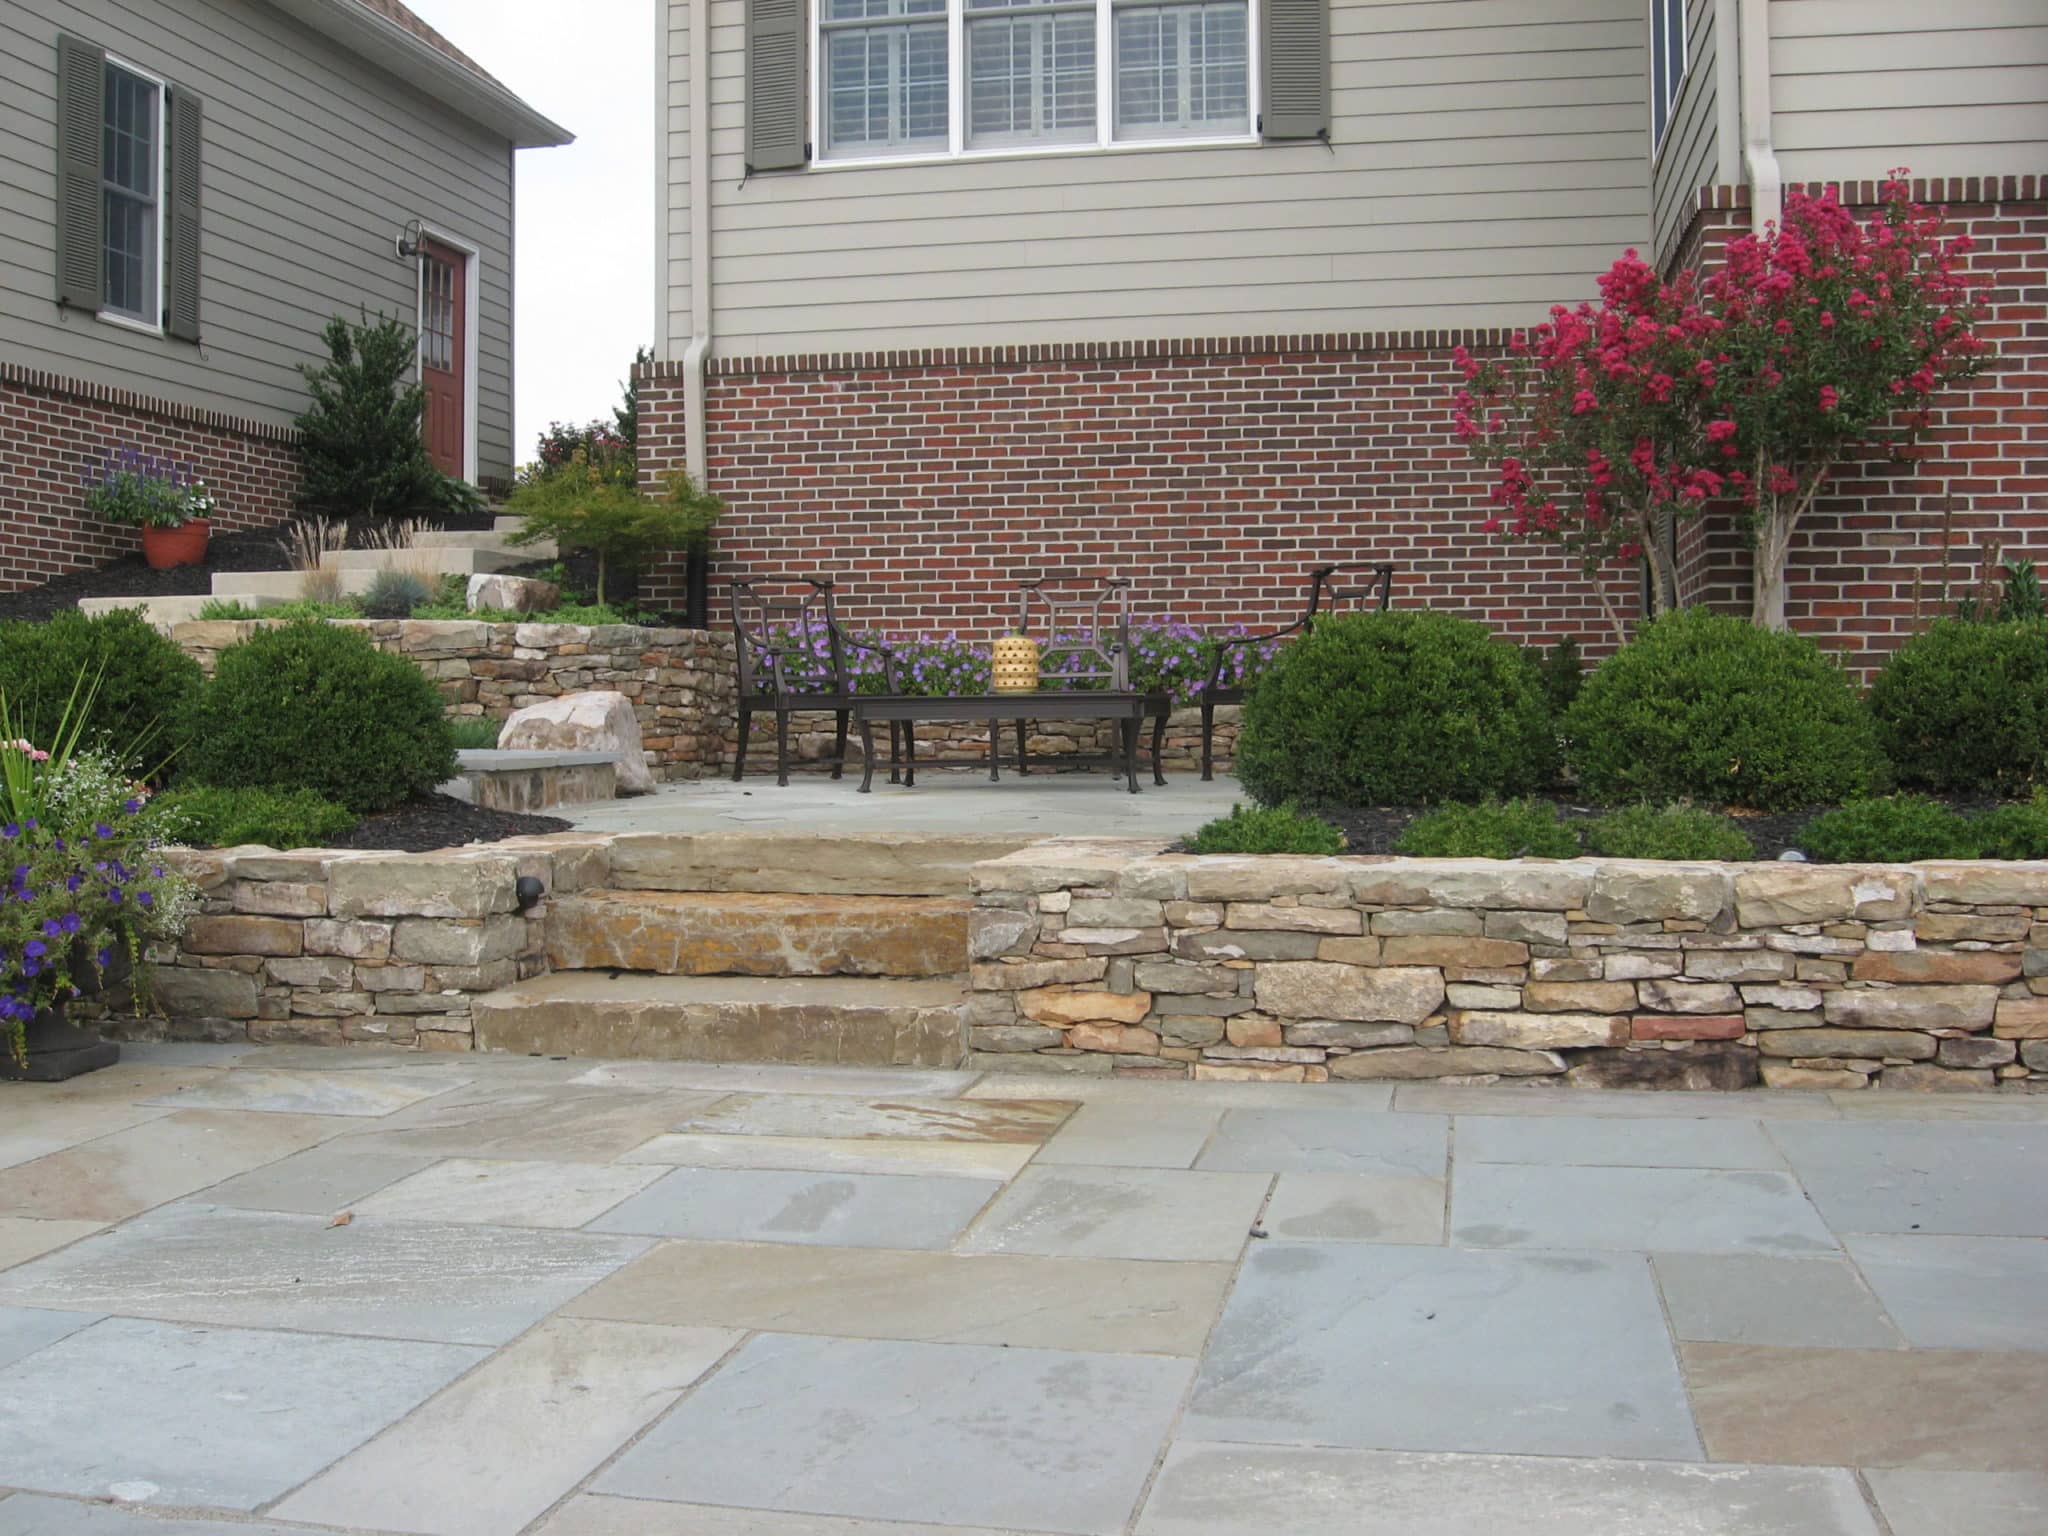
[[101, 62, 160, 324], [823, 0, 949, 157], [967, 0, 1096, 148], [1113, 0, 1248, 141]]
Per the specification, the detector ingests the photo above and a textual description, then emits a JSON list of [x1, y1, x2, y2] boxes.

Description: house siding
[[0, 0, 515, 482], [1651, 0, 1718, 268], [1769, 0, 2048, 184], [662, 0, 1654, 357]]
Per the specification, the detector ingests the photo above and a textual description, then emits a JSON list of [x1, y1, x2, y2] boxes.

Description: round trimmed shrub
[[1867, 620, 2048, 795], [1797, 795, 1978, 863], [1580, 803, 1756, 861], [0, 609, 203, 771], [1186, 803, 1346, 855], [1235, 611, 1557, 807], [184, 621, 457, 813], [1394, 799, 1579, 859], [1564, 610, 1882, 812]]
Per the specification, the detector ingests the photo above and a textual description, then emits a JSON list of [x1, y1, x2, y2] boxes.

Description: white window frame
[[810, 0, 1259, 169], [1648, 0, 1688, 159], [413, 221, 482, 486], [97, 53, 167, 337]]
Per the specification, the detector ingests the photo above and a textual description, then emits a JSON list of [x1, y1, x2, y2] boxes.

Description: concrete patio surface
[[2, 1045, 2046, 1534]]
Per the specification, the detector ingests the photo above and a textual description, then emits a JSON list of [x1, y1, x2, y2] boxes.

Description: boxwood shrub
[[1564, 610, 1883, 812], [1580, 803, 1756, 862], [1394, 799, 1579, 859], [150, 784, 358, 850], [1236, 612, 1557, 807], [1866, 620, 2048, 795], [1796, 795, 1980, 863], [1186, 803, 1346, 855], [184, 620, 457, 814], [0, 609, 202, 772]]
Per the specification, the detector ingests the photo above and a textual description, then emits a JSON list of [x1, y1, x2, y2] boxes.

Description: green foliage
[[195, 599, 363, 622], [1956, 558, 2045, 624], [361, 567, 437, 620], [616, 346, 652, 445], [1535, 638, 1585, 715], [506, 454, 722, 606], [83, 445, 213, 529], [184, 621, 457, 814], [149, 783, 358, 850], [293, 310, 482, 520], [1867, 619, 2048, 795], [447, 716, 503, 750], [1236, 611, 1557, 807], [1564, 609, 1883, 812], [1970, 792, 2048, 860], [1798, 795, 1980, 863], [1395, 798, 1580, 859], [1186, 803, 1346, 855], [1581, 803, 1756, 861], [0, 610, 201, 774]]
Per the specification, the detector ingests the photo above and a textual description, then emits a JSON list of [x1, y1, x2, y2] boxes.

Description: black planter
[[2, 1004, 120, 1083]]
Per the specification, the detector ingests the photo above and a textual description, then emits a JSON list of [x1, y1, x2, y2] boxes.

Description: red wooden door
[[419, 238, 466, 477]]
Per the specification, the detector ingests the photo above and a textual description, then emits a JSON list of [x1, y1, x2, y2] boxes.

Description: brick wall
[[0, 364, 300, 592], [639, 338, 1645, 651], [1665, 178, 2048, 673]]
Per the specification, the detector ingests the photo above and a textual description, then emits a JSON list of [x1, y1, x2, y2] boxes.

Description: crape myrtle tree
[[1454, 176, 1992, 631]]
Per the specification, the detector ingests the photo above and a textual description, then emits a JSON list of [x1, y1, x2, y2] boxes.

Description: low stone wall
[[170, 620, 736, 781], [968, 840, 2048, 1091], [746, 706, 1240, 773], [103, 836, 610, 1049]]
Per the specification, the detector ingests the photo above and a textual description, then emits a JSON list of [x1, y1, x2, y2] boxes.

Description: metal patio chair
[[729, 575, 897, 786]]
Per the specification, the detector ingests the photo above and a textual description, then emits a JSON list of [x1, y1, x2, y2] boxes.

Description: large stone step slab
[[547, 890, 969, 977], [472, 972, 968, 1068], [411, 529, 558, 558], [78, 594, 286, 628], [322, 546, 526, 576], [606, 832, 1035, 897]]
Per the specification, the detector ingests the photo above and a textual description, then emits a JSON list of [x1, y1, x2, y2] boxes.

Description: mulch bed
[[328, 794, 569, 853]]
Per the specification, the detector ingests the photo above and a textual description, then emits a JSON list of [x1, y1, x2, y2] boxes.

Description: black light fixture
[[514, 875, 547, 913], [394, 219, 423, 260]]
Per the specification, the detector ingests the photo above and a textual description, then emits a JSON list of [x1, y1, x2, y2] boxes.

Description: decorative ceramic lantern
[[991, 634, 1042, 694]]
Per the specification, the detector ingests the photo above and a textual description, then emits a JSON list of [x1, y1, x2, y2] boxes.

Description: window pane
[[1113, 0, 1246, 140], [101, 63, 159, 322], [968, 7, 1096, 147], [824, 18, 948, 157]]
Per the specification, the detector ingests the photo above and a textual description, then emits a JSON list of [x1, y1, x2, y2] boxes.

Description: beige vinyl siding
[[664, 0, 1653, 356], [662, 0, 692, 355], [1770, 0, 2048, 184], [0, 0, 515, 480], [1651, 0, 1717, 267]]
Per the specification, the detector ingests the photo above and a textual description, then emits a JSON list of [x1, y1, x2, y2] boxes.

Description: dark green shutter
[[1260, 0, 1328, 141], [166, 86, 203, 340], [746, 0, 808, 172], [54, 34, 105, 310]]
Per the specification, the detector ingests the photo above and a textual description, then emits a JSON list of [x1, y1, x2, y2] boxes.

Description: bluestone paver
[[1653, 1253, 1902, 1349], [0, 1218, 103, 1273], [1260, 1171, 1446, 1244], [958, 1165, 1270, 1261], [622, 1131, 1032, 1180], [0, 1305, 99, 1370], [201, 1144, 436, 1215], [1845, 1234, 2048, 1350], [353, 1156, 665, 1228], [1195, 1106, 1446, 1176], [595, 1333, 1191, 1534], [1863, 1469, 2048, 1536], [1452, 1165, 1837, 1254], [0, 1497, 308, 1535], [0, 1111, 339, 1222], [1455, 1113, 1785, 1169], [1032, 1101, 1223, 1167], [670, 1094, 1071, 1143], [339, 1082, 723, 1161], [588, 1166, 997, 1249], [532, 1498, 1036, 1536], [573, 1061, 979, 1097], [1768, 1121, 2048, 1236], [138, 1066, 465, 1117]]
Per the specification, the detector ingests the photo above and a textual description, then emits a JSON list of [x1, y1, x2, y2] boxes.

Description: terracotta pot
[[991, 634, 1041, 694], [140, 518, 210, 570]]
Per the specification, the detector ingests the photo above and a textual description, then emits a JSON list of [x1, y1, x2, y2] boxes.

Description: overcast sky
[[404, 0, 655, 463]]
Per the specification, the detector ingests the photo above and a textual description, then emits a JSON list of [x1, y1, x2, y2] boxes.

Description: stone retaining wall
[[171, 620, 736, 780], [968, 840, 2048, 1091]]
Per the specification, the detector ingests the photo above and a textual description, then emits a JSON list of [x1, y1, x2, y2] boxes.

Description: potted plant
[[84, 446, 216, 569], [1, 676, 193, 1082]]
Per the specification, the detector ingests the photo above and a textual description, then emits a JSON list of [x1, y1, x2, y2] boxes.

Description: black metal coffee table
[[853, 691, 1170, 793]]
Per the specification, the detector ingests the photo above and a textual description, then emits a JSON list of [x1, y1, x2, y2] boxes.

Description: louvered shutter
[[1260, 0, 1328, 141], [166, 86, 203, 340], [54, 34, 105, 310], [746, 0, 809, 171]]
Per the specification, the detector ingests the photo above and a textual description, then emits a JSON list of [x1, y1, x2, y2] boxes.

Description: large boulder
[[499, 690, 656, 793], [467, 573, 563, 614]]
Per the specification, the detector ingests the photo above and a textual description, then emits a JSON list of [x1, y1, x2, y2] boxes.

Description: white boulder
[[498, 690, 656, 794], [467, 573, 562, 614]]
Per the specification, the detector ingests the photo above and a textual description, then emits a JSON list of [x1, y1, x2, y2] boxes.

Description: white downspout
[[1737, 0, 1780, 235], [683, 0, 713, 480]]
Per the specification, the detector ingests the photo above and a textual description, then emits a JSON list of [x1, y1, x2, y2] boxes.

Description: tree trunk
[[1751, 517, 1792, 630]]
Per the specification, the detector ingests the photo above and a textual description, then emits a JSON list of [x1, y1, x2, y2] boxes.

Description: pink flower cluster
[[2, 740, 49, 764]]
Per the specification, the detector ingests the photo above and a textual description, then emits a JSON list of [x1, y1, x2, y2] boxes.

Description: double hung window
[[101, 59, 163, 327], [1649, 0, 1687, 151]]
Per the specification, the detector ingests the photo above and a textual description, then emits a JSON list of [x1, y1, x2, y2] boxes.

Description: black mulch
[[329, 794, 570, 852]]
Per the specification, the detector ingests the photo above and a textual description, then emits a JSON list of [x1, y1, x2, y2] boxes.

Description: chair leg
[[889, 721, 903, 785], [775, 710, 790, 788], [733, 705, 752, 782], [831, 710, 850, 780], [1200, 701, 1214, 782], [1152, 710, 1167, 786], [1015, 719, 1028, 775]]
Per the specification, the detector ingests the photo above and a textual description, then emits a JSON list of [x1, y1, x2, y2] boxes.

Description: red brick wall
[[1, 364, 300, 592], [639, 338, 1644, 651], [1664, 178, 2048, 674]]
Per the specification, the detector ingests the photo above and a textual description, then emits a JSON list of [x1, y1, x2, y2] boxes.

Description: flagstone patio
[[2, 1043, 2046, 1535]]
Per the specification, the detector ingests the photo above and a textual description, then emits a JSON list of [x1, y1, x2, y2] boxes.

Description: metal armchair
[[1199, 562, 1396, 780], [729, 576, 897, 786], [1008, 576, 1165, 784]]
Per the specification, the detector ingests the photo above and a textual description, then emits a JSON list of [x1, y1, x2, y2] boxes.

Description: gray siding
[[1652, 0, 1718, 267], [0, 0, 515, 480], [663, 0, 1654, 356], [1770, 0, 2048, 184]]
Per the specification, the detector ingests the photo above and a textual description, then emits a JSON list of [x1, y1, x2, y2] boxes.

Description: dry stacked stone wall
[[171, 620, 736, 780], [968, 840, 2048, 1090]]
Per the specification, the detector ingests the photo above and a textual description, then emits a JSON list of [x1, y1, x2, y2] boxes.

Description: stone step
[[492, 515, 527, 534], [77, 593, 286, 628], [547, 889, 970, 978], [322, 546, 527, 575], [439, 750, 620, 813], [411, 529, 557, 559], [472, 971, 968, 1068], [605, 832, 1036, 898], [211, 568, 385, 599]]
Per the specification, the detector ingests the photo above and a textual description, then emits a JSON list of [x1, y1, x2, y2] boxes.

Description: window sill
[[96, 310, 165, 340], [809, 132, 1261, 174]]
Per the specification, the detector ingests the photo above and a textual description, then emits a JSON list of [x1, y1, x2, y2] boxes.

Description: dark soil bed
[[329, 794, 569, 852]]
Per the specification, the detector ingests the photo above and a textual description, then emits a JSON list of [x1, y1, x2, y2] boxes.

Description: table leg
[[988, 717, 1000, 781], [1015, 719, 1028, 775], [1151, 709, 1167, 786], [1123, 717, 1141, 794], [905, 720, 917, 788], [889, 721, 902, 785], [858, 718, 876, 793]]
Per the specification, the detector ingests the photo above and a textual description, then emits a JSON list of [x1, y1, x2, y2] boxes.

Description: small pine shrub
[[1867, 619, 2048, 795], [1971, 792, 2048, 860], [1186, 803, 1346, 855], [1236, 612, 1557, 807], [1581, 803, 1756, 861], [0, 609, 202, 773], [184, 620, 457, 814], [362, 567, 436, 620], [1797, 795, 1979, 863], [1395, 799, 1580, 859], [1565, 609, 1883, 812], [150, 784, 358, 850], [447, 716, 503, 750]]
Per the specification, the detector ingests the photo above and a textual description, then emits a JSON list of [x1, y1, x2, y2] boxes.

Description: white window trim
[[808, 0, 1260, 170], [97, 53, 167, 337], [1648, 0, 1689, 164], [413, 222, 481, 486]]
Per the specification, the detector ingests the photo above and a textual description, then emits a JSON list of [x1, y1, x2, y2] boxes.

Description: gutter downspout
[[1737, 0, 1781, 236], [683, 0, 714, 481]]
